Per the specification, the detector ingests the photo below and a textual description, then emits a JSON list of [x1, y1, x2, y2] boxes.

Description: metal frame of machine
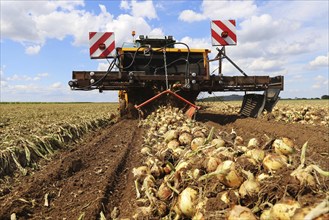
[[69, 21, 284, 118]]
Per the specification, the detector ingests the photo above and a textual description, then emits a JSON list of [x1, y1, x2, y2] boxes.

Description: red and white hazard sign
[[89, 32, 115, 59], [211, 20, 237, 46]]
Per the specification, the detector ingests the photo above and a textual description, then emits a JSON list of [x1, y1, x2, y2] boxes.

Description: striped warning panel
[[89, 32, 115, 59], [211, 20, 237, 46]]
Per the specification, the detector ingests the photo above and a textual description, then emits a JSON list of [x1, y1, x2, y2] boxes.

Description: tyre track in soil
[[0, 119, 141, 219]]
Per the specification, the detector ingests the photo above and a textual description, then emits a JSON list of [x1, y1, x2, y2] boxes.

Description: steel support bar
[[134, 89, 200, 110], [216, 47, 247, 77]]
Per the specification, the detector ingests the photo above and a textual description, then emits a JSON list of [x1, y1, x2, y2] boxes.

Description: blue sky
[[1, 0, 328, 102]]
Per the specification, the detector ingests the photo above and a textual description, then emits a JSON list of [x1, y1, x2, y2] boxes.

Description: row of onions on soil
[[127, 106, 328, 219], [0, 114, 117, 181], [265, 106, 329, 126], [199, 102, 329, 126]]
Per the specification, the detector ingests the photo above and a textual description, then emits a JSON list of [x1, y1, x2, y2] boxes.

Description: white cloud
[[0, 80, 8, 87], [6, 74, 27, 81], [248, 57, 284, 72], [309, 53, 329, 68], [312, 75, 329, 89], [0, 1, 84, 43], [37, 72, 49, 77], [268, 42, 305, 56], [1, 2, 160, 53], [149, 28, 164, 36], [107, 14, 159, 46], [178, 10, 206, 22], [262, 1, 328, 24], [0, 65, 5, 76], [97, 62, 110, 71], [131, 0, 157, 19], [179, 1, 257, 22], [51, 82, 62, 88], [25, 44, 41, 55], [239, 14, 300, 43], [179, 36, 211, 49], [120, 0, 130, 10], [5, 72, 49, 81], [118, 0, 157, 19], [12, 84, 39, 91]]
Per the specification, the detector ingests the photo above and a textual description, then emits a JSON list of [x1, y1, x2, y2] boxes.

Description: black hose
[[153, 42, 191, 81], [80, 55, 118, 90]]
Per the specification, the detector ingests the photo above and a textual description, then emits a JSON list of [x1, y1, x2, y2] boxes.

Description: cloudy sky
[[1, 0, 328, 102]]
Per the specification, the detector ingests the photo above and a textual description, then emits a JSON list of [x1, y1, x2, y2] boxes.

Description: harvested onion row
[[129, 105, 328, 219]]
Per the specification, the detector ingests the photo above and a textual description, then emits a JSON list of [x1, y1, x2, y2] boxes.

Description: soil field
[[0, 110, 328, 219]]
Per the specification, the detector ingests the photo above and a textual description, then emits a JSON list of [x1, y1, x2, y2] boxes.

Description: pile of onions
[[129, 105, 328, 219], [199, 102, 329, 127], [266, 105, 329, 126]]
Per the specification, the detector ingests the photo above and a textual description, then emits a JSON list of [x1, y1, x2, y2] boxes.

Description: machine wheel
[[127, 102, 138, 118], [119, 98, 127, 117]]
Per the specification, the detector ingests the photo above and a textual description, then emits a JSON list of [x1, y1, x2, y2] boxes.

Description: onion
[[205, 156, 222, 173], [219, 190, 239, 204], [260, 208, 271, 220], [143, 174, 156, 189], [273, 138, 295, 156], [234, 136, 244, 146], [133, 206, 152, 219], [175, 161, 188, 172], [293, 169, 316, 186], [211, 138, 225, 148], [179, 125, 191, 134], [150, 163, 163, 178], [144, 157, 156, 167], [167, 140, 180, 150], [245, 148, 265, 163], [156, 200, 168, 217], [217, 148, 235, 160], [140, 147, 151, 156], [292, 198, 329, 220], [163, 129, 179, 142], [192, 168, 201, 179], [192, 211, 204, 220], [176, 187, 198, 218], [238, 170, 260, 198], [191, 137, 205, 151], [179, 132, 193, 146], [215, 160, 232, 180], [236, 145, 248, 153], [247, 138, 260, 148], [227, 205, 257, 220], [172, 147, 184, 158], [157, 182, 172, 201], [158, 125, 168, 135], [216, 160, 243, 188], [270, 198, 300, 220], [192, 126, 206, 138], [257, 173, 271, 182], [132, 166, 149, 179], [263, 154, 286, 172], [191, 126, 202, 134], [291, 207, 312, 220], [193, 130, 206, 138], [220, 191, 230, 204], [163, 164, 172, 174]]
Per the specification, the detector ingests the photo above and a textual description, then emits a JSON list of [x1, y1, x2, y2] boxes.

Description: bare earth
[[0, 111, 328, 219]]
